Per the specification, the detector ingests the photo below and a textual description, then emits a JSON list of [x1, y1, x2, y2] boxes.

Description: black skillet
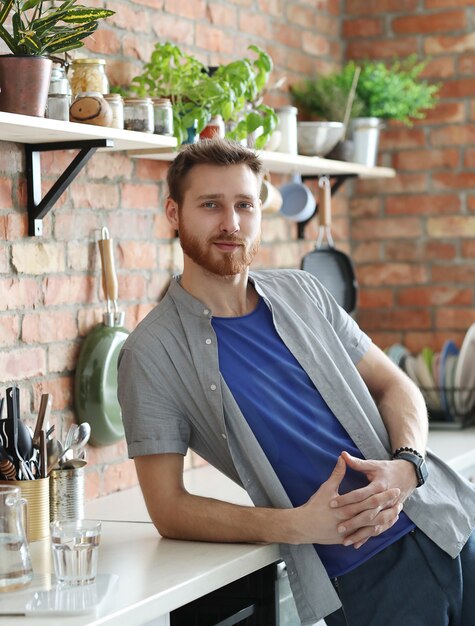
[[301, 176, 358, 314]]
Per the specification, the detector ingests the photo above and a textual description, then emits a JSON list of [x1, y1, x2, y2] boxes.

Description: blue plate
[[438, 340, 459, 421]]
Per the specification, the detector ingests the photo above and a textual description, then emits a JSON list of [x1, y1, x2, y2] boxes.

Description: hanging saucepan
[[279, 174, 316, 222], [301, 176, 358, 313], [74, 228, 129, 446]]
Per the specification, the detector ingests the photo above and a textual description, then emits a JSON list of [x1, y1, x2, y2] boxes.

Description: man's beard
[[178, 225, 260, 277]]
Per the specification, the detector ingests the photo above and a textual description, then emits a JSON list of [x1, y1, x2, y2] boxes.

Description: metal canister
[[49, 468, 85, 523]]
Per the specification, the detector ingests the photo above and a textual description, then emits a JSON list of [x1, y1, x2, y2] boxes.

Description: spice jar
[[69, 58, 109, 98], [275, 106, 298, 155], [152, 97, 173, 135], [104, 93, 124, 129], [123, 97, 154, 133], [200, 114, 225, 140], [46, 93, 70, 121], [49, 66, 70, 96]]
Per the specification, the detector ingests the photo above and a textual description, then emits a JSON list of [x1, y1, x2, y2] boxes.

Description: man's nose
[[220, 207, 240, 233]]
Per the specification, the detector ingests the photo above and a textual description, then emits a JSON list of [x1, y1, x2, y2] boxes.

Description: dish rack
[[420, 387, 475, 430]]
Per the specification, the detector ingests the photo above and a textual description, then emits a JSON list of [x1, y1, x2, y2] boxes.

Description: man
[[118, 138, 475, 625]]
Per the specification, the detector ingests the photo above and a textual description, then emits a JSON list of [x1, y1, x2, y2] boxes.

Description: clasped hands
[[293, 450, 417, 550]]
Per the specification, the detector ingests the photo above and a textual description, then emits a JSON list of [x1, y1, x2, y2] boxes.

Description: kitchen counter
[[1, 428, 474, 626]]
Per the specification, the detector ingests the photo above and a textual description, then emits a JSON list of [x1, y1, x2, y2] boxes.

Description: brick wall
[[1, 1, 474, 499], [343, 0, 475, 351], [0, 1, 339, 498]]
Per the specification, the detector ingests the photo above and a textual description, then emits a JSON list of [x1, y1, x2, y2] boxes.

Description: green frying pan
[[74, 228, 129, 447]]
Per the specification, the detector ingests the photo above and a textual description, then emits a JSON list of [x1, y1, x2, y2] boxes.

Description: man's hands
[[292, 452, 408, 549]]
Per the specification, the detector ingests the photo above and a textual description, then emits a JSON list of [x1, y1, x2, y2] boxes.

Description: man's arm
[[135, 452, 402, 547], [330, 343, 429, 547]]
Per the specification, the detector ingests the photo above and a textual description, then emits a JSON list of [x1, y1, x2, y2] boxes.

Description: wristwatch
[[392, 447, 428, 487]]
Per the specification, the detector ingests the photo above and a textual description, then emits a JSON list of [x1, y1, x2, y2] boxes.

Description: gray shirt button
[[205, 338, 212, 345], [221, 433, 227, 439], [210, 384, 217, 391], [203, 309, 210, 315]]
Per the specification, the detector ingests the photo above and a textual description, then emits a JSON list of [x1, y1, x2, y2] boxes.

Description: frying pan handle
[[98, 228, 119, 304], [318, 177, 331, 228]]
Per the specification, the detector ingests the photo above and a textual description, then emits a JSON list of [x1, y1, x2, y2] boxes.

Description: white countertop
[[1, 428, 474, 626]]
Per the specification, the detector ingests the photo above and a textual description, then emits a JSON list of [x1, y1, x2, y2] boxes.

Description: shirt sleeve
[[117, 345, 191, 458]]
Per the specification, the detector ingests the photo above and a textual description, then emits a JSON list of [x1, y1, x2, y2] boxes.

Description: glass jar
[[123, 97, 154, 133], [69, 58, 109, 98], [49, 65, 70, 96], [104, 93, 124, 130], [275, 106, 298, 155], [46, 93, 70, 121], [200, 114, 225, 140], [152, 97, 174, 135]]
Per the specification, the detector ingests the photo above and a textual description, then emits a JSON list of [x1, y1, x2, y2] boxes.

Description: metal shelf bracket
[[25, 138, 113, 236], [297, 173, 357, 239]]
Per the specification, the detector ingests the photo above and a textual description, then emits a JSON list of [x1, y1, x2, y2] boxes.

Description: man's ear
[[165, 198, 179, 229]]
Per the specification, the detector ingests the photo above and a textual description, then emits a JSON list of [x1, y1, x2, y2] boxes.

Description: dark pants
[[325, 528, 475, 626]]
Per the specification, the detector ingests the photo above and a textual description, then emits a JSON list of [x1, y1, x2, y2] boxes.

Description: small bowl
[[297, 121, 345, 157]]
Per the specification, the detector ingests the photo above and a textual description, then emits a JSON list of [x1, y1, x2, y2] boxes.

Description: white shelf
[[0, 111, 177, 151], [130, 147, 396, 179]]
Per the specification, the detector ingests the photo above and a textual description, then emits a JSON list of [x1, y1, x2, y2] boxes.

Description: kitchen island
[[1, 428, 474, 626]]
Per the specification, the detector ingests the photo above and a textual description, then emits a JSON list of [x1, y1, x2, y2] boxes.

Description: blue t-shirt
[[212, 297, 414, 578]]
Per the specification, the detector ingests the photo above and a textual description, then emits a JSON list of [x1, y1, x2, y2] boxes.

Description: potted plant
[[129, 42, 278, 148], [0, 0, 114, 117], [291, 56, 440, 165]]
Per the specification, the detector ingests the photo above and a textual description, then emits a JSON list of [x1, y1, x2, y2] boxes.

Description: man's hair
[[167, 138, 264, 206]]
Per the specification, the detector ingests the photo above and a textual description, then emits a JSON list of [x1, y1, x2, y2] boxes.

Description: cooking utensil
[[301, 176, 358, 313], [4, 387, 34, 480], [32, 393, 52, 448], [342, 66, 361, 141], [0, 441, 16, 479], [279, 174, 316, 222], [74, 227, 129, 446], [39, 430, 47, 478], [46, 437, 63, 474]]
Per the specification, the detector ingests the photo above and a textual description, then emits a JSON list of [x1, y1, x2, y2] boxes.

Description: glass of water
[[50, 519, 101, 585]]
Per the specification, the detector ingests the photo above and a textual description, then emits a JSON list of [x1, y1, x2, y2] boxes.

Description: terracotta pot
[[0, 55, 53, 117]]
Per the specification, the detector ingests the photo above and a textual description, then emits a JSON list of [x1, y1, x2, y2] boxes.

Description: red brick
[[102, 459, 139, 494], [345, 0, 418, 14], [385, 241, 456, 262], [427, 216, 475, 238], [207, 2, 237, 26], [346, 37, 418, 60], [120, 183, 160, 211], [70, 183, 120, 211], [0, 347, 47, 383], [358, 289, 394, 309], [461, 240, 475, 257], [44, 276, 96, 306], [432, 172, 475, 190], [352, 217, 422, 240], [393, 148, 460, 172], [343, 17, 384, 38], [0, 178, 13, 209], [358, 263, 428, 287], [0, 278, 42, 312], [85, 27, 121, 54], [397, 286, 472, 307], [164, 0, 207, 19], [349, 197, 381, 218], [418, 102, 465, 125], [392, 11, 466, 35], [380, 127, 427, 150], [49, 342, 80, 374], [404, 332, 465, 354], [432, 264, 475, 283], [0, 315, 19, 347], [425, 32, 475, 55], [275, 23, 305, 50], [385, 194, 460, 215], [54, 212, 102, 240], [463, 149, 475, 169], [134, 159, 169, 182], [196, 23, 234, 54], [302, 31, 331, 56], [421, 56, 456, 79], [426, 0, 474, 7], [107, 213, 154, 240], [435, 308, 475, 330], [358, 309, 432, 330], [355, 173, 428, 195], [107, 4, 151, 32], [86, 153, 133, 180], [458, 53, 475, 75], [286, 5, 317, 28], [118, 274, 148, 301], [118, 241, 157, 270], [352, 242, 381, 263], [22, 311, 77, 344], [133, 0, 164, 7], [440, 78, 475, 100]]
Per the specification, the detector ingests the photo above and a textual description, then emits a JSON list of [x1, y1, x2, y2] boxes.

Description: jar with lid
[[152, 97, 173, 136], [49, 65, 70, 96], [123, 97, 154, 133], [104, 93, 124, 130], [46, 93, 70, 121], [200, 114, 225, 140], [275, 106, 298, 155], [69, 58, 109, 99]]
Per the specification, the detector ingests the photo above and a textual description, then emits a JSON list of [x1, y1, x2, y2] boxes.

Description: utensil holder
[[49, 468, 85, 523], [0, 477, 50, 541]]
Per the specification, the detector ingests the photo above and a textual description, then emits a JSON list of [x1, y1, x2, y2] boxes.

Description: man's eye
[[202, 201, 217, 208], [238, 202, 254, 211]]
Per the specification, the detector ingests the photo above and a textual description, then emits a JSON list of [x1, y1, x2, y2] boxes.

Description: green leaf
[[42, 20, 97, 54], [22, 0, 43, 10], [61, 7, 115, 23], [0, 0, 13, 26]]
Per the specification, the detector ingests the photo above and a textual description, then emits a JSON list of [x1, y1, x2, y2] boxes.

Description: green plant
[[130, 42, 277, 147], [0, 0, 114, 56], [290, 63, 365, 122], [291, 56, 440, 126], [355, 56, 440, 124]]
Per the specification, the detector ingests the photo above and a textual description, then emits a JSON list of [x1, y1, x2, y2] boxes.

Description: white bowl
[[297, 121, 345, 157]]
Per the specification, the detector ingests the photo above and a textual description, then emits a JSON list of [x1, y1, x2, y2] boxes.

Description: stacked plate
[[386, 323, 475, 424]]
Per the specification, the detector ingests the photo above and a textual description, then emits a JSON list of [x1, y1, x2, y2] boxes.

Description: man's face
[[170, 163, 262, 277]]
